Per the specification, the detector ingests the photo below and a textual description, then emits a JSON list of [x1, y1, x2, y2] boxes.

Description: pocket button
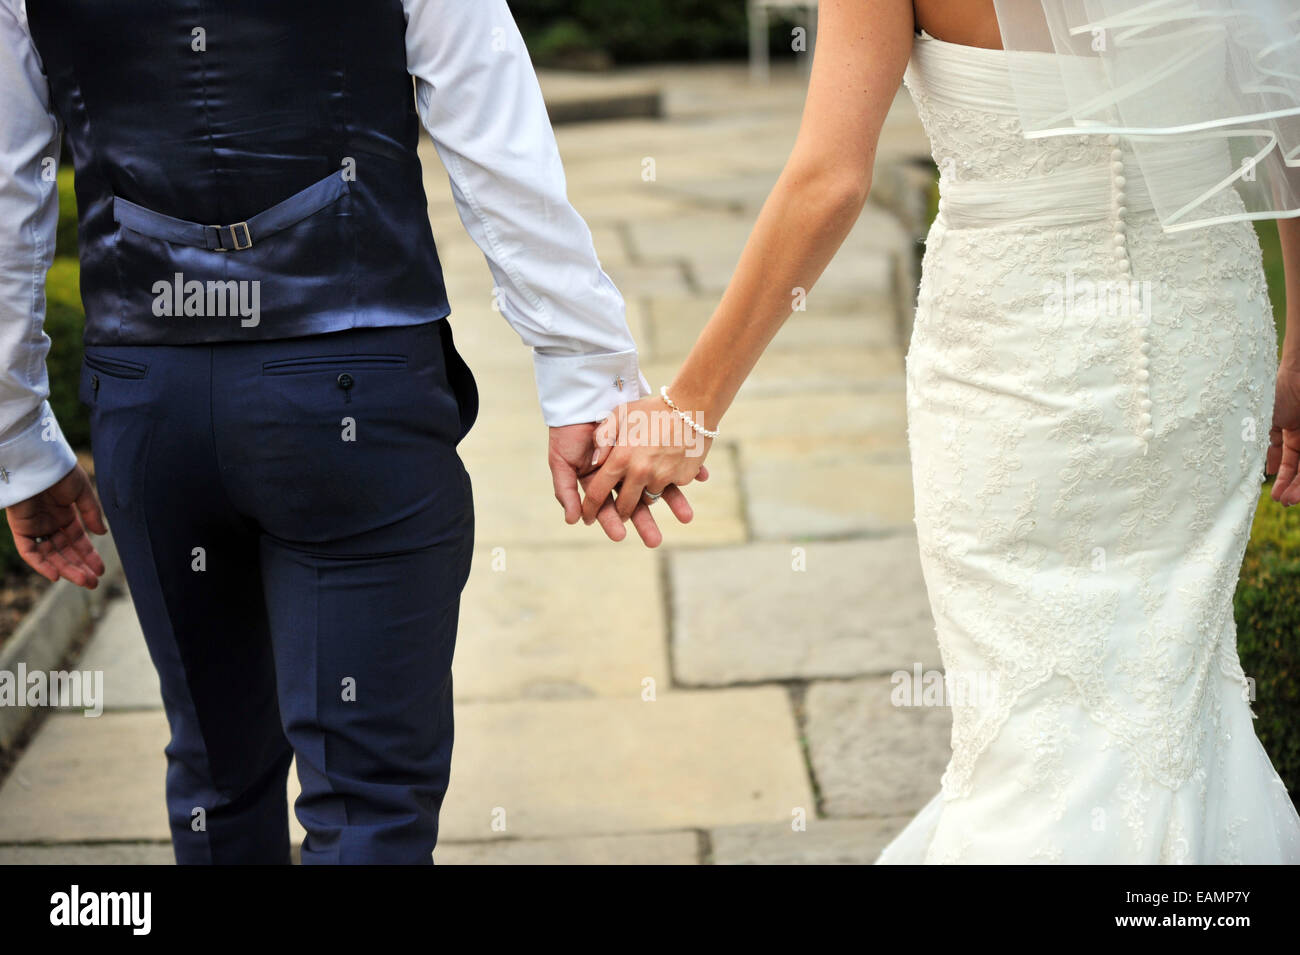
[[337, 373, 354, 390]]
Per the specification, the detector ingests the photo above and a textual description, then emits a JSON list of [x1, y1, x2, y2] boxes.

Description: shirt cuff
[[533, 349, 651, 427], [0, 401, 78, 510]]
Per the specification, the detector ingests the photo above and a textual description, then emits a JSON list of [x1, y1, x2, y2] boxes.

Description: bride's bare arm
[[1269, 217, 1300, 503], [665, 0, 914, 431], [583, 0, 916, 522]]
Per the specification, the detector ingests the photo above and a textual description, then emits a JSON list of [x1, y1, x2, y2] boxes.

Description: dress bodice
[[902, 31, 1237, 230], [903, 31, 1113, 186]]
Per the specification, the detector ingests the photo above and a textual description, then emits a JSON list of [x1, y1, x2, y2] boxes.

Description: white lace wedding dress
[[877, 30, 1300, 864]]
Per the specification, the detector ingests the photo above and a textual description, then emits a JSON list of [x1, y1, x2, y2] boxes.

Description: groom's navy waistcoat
[[26, 0, 450, 343]]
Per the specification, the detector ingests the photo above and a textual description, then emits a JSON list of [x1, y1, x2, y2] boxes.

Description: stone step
[[538, 71, 663, 125]]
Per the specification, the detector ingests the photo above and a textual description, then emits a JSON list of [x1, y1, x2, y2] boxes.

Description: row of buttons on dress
[[1109, 133, 1154, 452]]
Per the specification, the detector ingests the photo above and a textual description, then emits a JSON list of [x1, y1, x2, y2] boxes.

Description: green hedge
[[510, 0, 762, 65], [1236, 483, 1300, 804]]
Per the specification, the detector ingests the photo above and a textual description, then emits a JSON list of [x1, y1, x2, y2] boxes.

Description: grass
[[1257, 219, 1287, 350]]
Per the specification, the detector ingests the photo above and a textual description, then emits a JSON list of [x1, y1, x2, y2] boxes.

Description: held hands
[[584, 393, 712, 523], [5, 463, 108, 590], [548, 422, 683, 548], [1269, 360, 1300, 505], [548, 395, 713, 547]]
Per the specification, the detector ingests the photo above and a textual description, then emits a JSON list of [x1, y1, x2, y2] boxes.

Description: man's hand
[[5, 464, 108, 589], [549, 422, 691, 548]]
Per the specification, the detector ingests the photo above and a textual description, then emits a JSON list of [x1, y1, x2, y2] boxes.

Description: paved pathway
[[0, 64, 947, 865]]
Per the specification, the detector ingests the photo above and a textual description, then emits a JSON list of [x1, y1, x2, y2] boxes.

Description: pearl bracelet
[[659, 386, 720, 439]]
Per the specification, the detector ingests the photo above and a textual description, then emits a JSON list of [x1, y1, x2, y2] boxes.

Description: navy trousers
[[78, 319, 477, 864]]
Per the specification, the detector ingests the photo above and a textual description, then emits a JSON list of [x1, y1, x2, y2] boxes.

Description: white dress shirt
[[0, 0, 647, 509]]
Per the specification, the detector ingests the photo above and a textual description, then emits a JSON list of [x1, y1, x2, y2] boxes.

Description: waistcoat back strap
[[112, 170, 351, 252]]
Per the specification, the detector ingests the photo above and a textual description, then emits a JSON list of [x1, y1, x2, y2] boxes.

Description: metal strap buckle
[[210, 221, 253, 251]]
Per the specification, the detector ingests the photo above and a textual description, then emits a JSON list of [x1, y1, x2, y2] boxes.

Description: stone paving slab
[[602, 262, 692, 298], [455, 547, 668, 701], [627, 215, 897, 299], [589, 226, 632, 267], [656, 171, 788, 211], [644, 348, 905, 403], [438, 288, 536, 353], [671, 537, 940, 686], [554, 111, 798, 156], [736, 250, 894, 303], [805, 677, 950, 818], [455, 408, 555, 454], [741, 445, 915, 540], [0, 718, 305, 847], [625, 214, 767, 263], [735, 346, 906, 397], [0, 843, 175, 865], [438, 688, 813, 842], [1, 689, 813, 849], [722, 392, 908, 449], [709, 817, 912, 864], [642, 295, 898, 361], [554, 118, 737, 158], [557, 154, 751, 193], [0, 712, 170, 843], [632, 201, 908, 256], [561, 191, 700, 226], [77, 597, 161, 711], [438, 831, 698, 865]]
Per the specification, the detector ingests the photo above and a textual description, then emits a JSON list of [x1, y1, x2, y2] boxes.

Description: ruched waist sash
[[935, 137, 1233, 230], [937, 165, 1155, 229]]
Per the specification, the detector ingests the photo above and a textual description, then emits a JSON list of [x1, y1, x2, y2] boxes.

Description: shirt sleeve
[[0, 0, 76, 510], [402, 0, 650, 427]]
